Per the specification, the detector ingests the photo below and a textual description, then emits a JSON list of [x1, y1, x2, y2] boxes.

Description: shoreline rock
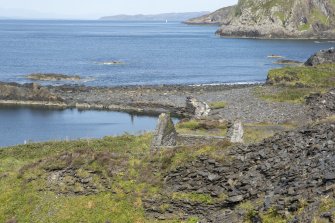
[[27, 73, 82, 81], [305, 48, 335, 66]]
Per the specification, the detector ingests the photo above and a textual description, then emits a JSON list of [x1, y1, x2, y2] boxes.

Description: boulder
[[151, 113, 177, 149], [185, 97, 211, 118], [305, 48, 335, 66]]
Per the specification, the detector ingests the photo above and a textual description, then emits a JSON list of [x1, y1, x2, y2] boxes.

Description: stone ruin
[[151, 113, 244, 150], [227, 120, 244, 143], [185, 96, 211, 118], [151, 113, 177, 150]]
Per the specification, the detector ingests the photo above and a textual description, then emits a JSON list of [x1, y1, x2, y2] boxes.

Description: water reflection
[[0, 105, 174, 147]]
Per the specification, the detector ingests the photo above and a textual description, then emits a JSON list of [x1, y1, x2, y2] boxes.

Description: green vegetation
[[260, 208, 287, 223], [0, 135, 154, 223], [238, 201, 290, 223], [243, 122, 296, 144], [298, 23, 310, 31], [255, 86, 324, 103], [0, 133, 234, 222], [257, 64, 335, 103], [267, 64, 335, 88], [209, 101, 227, 109], [172, 192, 227, 205], [176, 119, 228, 136]]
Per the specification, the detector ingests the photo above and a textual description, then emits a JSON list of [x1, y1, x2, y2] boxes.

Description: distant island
[[186, 0, 335, 39], [100, 11, 210, 21]]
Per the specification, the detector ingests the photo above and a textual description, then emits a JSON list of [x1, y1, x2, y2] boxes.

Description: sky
[[0, 0, 238, 19]]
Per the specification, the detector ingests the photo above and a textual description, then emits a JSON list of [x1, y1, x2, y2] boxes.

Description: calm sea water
[[0, 105, 172, 147], [0, 20, 334, 86]]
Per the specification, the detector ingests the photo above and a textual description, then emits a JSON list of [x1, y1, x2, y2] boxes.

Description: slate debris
[[145, 121, 335, 222]]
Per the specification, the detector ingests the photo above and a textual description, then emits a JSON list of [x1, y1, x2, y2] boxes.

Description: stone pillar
[[228, 120, 244, 143], [151, 113, 177, 150], [185, 96, 211, 119]]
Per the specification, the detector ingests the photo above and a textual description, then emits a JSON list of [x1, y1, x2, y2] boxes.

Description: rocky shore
[[0, 82, 309, 123]]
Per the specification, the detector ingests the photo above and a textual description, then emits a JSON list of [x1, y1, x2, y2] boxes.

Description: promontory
[[186, 0, 335, 39]]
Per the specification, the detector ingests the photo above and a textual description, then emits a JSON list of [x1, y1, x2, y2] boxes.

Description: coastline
[[0, 81, 309, 124]]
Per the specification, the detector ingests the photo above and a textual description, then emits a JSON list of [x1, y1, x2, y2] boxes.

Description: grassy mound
[[267, 64, 335, 88], [258, 64, 335, 103]]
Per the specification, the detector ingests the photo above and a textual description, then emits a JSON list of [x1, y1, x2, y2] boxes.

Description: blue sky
[[0, 0, 238, 19]]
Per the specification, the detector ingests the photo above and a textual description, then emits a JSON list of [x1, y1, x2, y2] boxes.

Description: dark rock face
[[306, 88, 335, 120], [305, 48, 335, 66], [145, 122, 335, 222], [151, 113, 177, 149], [0, 82, 63, 102]]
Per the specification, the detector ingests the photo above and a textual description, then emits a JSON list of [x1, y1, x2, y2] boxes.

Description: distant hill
[[100, 12, 210, 21], [186, 0, 335, 39]]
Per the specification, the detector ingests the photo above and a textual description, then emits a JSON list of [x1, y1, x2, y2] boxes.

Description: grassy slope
[[0, 135, 165, 223], [0, 134, 233, 223], [1, 128, 334, 222], [258, 64, 335, 103]]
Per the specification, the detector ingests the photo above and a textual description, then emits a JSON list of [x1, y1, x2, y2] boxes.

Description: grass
[[0, 134, 154, 223], [243, 122, 297, 144], [1, 124, 334, 222], [267, 64, 335, 88], [209, 101, 227, 109], [176, 120, 202, 130], [257, 64, 335, 103], [0, 133, 234, 223], [176, 119, 228, 136], [255, 86, 325, 103]]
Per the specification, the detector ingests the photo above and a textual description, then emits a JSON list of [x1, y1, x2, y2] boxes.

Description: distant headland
[[99, 11, 210, 21]]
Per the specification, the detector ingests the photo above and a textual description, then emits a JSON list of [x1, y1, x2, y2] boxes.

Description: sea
[[0, 20, 334, 86], [0, 20, 333, 147]]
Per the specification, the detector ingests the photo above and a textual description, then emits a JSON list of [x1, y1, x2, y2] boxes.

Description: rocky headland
[[186, 0, 335, 39]]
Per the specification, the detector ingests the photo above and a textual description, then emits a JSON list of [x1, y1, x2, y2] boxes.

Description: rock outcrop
[[0, 82, 63, 102], [145, 121, 335, 222], [185, 6, 235, 25], [186, 0, 335, 39], [151, 113, 177, 149], [307, 88, 335, 120], [305, 48, 335, 66], [27, 73, 81, 81]]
